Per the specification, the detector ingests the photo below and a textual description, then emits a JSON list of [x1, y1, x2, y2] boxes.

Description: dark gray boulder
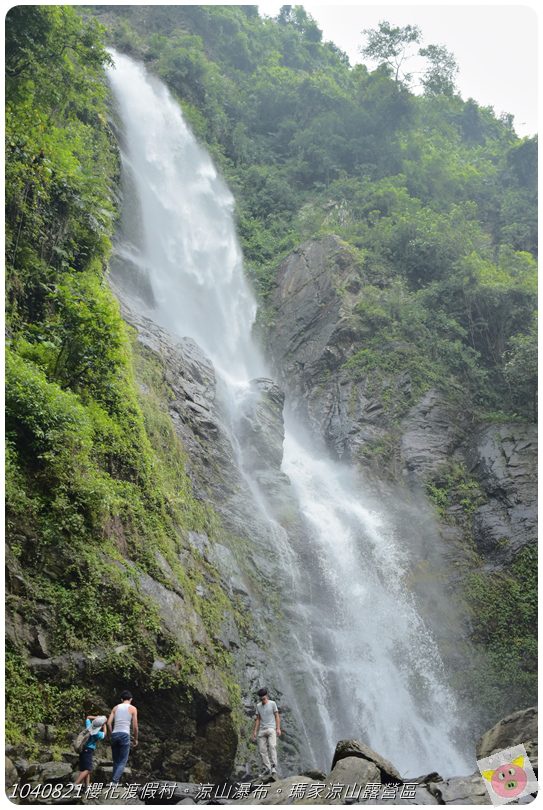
[[27, 761, 73, 783], [5, 756, 18, 789], [331, 739, 402, 783], [326, 755, 380, 796], [427, 772, 491, 804], [476, 706, 538, 768]]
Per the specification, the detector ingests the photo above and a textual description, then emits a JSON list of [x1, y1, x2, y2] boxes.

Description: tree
[[276, 5, 322, 42], [419, 44, 458, 96], [503, 322, 537, 421], [360, 20, 421, 84], [361, 21, 459, 96], [5, 6, 114, 324], [6, 6, 110, 97]]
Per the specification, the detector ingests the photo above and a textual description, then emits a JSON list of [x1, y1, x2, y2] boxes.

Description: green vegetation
[[463, 543, 537, 719], [426, 462, 486, 522], [6, 651, 92, 756], [5, 5, 241, 754], [99, 11, 537, 724], [100, 5, 537, 424], [426, 462, 537, 720], [5, 3, 537, 755]]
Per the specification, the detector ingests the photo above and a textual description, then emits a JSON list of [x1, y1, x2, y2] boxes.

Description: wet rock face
[[267, 235, 369, 458], [270, 236, 351, 375], [267, 238, 467, 476], [116, 295, 310, 777], [400, 390, 466, 483], [476, 706, 538, 768], [125, 304, 242, 502], [237, 379, 285, 473], [267, 238, 537, 567], [467, 424, 537, 563]]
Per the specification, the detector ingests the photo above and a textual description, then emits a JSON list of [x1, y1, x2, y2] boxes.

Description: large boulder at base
[[5, 756, 18, 789], [294, 757, 380, 804], [428, 773, 491, 804], [92, 765, 132, 784], [25, 761, 73, 783], [476, 706, 538, 768], [327, 755, 380, 785], [331, 739, 402, 782]]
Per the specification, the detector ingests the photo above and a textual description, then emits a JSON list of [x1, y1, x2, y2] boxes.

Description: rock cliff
[[264, 235, 536, 558], [265, 235, 536, 511], [114, 290, 313, 776], [263, 234, 537, 725]]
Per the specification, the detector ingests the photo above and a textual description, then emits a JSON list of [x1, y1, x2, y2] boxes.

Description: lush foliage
[[426, 461, 537, 721], [102, 5, 537, 423], [5, 5, 240, 753], [5, 2, 537, 753], [463, 543, 537, 719], [5, 651, 92, 755], [98, 3, 539, 734]]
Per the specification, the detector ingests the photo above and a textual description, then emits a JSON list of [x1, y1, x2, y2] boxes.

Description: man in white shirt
[[251, 687, 281, 777], [107, 690, 139, 785]]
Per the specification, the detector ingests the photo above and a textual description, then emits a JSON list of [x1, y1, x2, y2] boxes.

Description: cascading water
[[107, 52, 472, 776]]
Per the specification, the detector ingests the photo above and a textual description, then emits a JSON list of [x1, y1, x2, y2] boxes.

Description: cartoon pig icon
[[482, 755, 528, 798]]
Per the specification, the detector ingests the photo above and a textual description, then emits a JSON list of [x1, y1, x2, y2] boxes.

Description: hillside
[[5, 4, 537, 783]]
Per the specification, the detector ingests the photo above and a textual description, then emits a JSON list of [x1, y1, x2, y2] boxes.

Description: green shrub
[[463, 544, 537, 718]]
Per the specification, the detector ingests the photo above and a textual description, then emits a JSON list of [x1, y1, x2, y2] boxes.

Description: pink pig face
[[490, 762, 527, 798]]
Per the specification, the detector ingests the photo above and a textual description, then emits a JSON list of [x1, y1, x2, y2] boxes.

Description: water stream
[[107, 52, 471, 777]]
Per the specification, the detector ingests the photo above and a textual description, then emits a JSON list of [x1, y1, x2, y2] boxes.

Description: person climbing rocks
[[252, 687, 281, 778], [75, 715, 107, 787], [107, 690, 138, 785]]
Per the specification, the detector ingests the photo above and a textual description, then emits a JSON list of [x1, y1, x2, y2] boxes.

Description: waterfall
[[107, 52, 471, 777]]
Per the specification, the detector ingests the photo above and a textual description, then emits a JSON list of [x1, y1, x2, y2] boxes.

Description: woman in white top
[[107, 690, 138, 785]]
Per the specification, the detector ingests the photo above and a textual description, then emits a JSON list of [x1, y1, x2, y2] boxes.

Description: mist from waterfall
[[107, 51, 472, 776]]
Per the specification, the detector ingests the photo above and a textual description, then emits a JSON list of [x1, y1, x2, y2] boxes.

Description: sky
[[258, 3, 539, 137]]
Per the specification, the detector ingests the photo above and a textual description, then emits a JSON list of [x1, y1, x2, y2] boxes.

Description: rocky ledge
[[6, 706, 537, 805]]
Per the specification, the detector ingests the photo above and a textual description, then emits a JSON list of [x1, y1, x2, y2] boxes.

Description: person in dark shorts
[[75, 715, 107, 787]]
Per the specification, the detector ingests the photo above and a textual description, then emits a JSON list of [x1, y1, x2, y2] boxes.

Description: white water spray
[[107, 52, 471, 776]]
